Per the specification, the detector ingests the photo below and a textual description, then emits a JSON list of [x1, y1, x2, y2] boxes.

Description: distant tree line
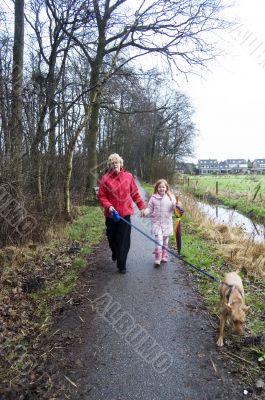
[[0, 0, 229, 244]]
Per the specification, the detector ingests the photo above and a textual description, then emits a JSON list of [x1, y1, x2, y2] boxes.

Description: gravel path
[[47, 183, 248, 400]]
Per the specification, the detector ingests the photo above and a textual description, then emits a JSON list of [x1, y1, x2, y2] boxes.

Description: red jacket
[[98, 168, 146, 218]]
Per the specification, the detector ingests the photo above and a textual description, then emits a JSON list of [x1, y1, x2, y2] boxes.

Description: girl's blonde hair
[[107, 153, 124, 169], [153, 179, 174, 200]]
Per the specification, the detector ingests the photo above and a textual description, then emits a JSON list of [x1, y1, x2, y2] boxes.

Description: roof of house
[[219, 161, 229, 168], [226, 159, 247, 163], [197, 158, 265, 169], [198, 159, 218, 164], [253, 159, 265, 163]]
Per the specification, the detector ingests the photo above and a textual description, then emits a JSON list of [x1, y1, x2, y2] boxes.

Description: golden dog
[[217, 272, 250, 347]]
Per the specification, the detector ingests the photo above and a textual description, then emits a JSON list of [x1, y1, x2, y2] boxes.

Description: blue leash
[[111, 210, 220, 284]]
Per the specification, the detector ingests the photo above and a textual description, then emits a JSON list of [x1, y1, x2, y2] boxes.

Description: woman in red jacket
[[98, 153, 146, 274]]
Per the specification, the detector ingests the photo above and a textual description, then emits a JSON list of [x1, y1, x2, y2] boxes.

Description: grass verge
[[179, 174, 265, 222], [0, 206, 105, 390], [178, 213, 265, 386], [142, 181, 265, 388]]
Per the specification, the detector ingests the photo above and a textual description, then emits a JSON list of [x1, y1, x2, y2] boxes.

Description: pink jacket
[[145, 193, 176, 236]]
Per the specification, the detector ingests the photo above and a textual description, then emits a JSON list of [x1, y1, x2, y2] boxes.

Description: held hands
[[140, 208, 147, 218], [140, 208, 147, 217]]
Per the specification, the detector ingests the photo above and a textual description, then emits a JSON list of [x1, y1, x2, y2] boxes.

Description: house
[[225, 159, 248, 173], [197, 158, 265, 174], [197, 159, 219, 174], [252, 159, 265, 174], [218, 161, 230, 174]]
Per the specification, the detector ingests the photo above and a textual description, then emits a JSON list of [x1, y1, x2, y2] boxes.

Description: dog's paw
[[216, 337, 224, 347]]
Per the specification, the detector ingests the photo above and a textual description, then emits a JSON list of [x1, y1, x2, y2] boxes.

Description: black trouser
[[105, 216, 131, 270]]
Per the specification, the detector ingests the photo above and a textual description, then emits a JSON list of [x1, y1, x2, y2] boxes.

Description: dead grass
[[0, 206, 105, 395], [183, 195, 265, 279]]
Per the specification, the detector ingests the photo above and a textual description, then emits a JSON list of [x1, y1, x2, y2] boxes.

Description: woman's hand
[[109, 206, 116, 213], [140, 209, 146, 217]]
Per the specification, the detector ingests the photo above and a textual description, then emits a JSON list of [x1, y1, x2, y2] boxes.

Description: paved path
[[50, 183, 247, 399]]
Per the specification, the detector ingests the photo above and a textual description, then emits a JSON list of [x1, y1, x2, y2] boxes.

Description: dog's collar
[[224, 284, 243, 302], [225, 285, 233, 302]]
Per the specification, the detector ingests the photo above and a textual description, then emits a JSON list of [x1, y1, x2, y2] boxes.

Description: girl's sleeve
[[143, 196, 154, 216]]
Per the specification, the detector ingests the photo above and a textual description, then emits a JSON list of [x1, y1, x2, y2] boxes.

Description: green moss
[[248, 320, 265, 336], [73, 257, 87, 269], [38, 206, 105, 301], [69, 206, 104, 244], [45, 270, 78, 297]]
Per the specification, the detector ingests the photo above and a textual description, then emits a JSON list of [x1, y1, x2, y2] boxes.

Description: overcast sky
[[2, 0, 264, 164], [179, 0, 265, 163]]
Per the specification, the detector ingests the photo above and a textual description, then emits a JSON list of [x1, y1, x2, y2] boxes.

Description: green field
[[177, 174, 265, 222]]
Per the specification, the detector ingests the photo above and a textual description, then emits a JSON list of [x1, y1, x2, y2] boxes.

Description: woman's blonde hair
[[107, 153, 124, 169], [153, 178, 174, 199]]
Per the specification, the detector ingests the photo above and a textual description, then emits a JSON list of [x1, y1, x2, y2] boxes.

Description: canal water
[[197, 202, 265, 243]]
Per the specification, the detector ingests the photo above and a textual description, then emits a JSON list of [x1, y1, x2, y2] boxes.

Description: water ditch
[[197, 201, 265, 244]]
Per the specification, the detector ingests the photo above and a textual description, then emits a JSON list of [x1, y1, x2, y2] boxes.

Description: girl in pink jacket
[[144, 179, 176, 266]]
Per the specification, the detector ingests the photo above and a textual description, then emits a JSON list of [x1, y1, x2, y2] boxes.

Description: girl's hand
[[140, 209, 146, 217], [109, 206, 116, 213]]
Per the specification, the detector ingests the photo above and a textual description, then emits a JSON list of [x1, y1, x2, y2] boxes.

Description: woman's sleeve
[[98, 177, 112, 210], [130, 176, 147, 210]]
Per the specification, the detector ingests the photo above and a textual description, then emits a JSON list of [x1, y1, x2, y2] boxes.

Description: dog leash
[[111, 210, 222, 284]]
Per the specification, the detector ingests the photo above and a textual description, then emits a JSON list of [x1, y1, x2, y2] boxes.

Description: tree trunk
[[37, 156, 43, 207], [45, 56, 58, 196], [0, 57, 9, 155], [10, 0, 24, 187], [64, 148, 73, 217], [86, 87, 100, 201], [85, 55, 103, 200], [63, 104, 92, 216]]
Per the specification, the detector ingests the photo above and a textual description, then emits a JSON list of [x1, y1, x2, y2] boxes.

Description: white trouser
[[155, 234, 169, 251]]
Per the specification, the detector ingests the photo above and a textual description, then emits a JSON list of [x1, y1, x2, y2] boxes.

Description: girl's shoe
[[154, 249, 162, 266], [161, 250, 168, 263]]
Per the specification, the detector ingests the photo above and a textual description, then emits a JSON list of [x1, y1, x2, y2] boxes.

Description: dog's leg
[[217, 312, 226, 347]]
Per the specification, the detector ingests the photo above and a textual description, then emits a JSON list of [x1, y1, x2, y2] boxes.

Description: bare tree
[[0, 0, 230, 228], [49, 0, 229, 198], [97, 69, 197, 182], [0, 35, 12, 159], [9, 0, 24, 187]]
